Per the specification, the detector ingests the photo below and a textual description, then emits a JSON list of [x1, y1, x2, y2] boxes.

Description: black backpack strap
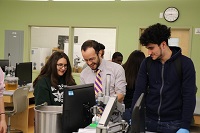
[[175, 56, 197, 93], [146, 57, 152, 75], [174, 56, 183, 96], [174, 56, 182, 81]]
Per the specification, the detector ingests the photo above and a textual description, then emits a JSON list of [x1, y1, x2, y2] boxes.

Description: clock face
[[163, 7, 179, 22]]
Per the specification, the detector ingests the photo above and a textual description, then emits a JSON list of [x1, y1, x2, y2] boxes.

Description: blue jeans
[[145, 117, 181, 133]]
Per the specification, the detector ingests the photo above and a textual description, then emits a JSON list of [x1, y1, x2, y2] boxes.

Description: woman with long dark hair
[[122, 50, 145, 123], [33, 51, 76, 106]]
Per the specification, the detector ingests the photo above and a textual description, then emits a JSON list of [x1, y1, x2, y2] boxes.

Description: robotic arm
[[96, 95, 128, 133], [90, 74, 128, 133]]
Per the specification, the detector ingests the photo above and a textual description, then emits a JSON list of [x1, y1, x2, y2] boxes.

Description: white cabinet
[[31, 47, 51, 70]]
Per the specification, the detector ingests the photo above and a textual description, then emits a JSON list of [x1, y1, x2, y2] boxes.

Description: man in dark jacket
[[131, 23, 196, 133]]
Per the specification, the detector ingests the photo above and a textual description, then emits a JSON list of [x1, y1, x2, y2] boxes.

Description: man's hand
[[117, 93, 124, 103]]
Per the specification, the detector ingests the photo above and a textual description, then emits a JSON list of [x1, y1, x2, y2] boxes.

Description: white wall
[[31, 26, 69, 50]]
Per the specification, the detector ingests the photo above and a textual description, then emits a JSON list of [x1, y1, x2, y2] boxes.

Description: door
[[4, 30, 24, 66]]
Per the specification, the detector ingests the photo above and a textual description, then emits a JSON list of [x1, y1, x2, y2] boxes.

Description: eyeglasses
[[84, 57, 96, 63], [57, 63, 67, 69]]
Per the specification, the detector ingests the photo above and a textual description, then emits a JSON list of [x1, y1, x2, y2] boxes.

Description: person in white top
[[0, 67, 7, 133], [80, 40, 126, 103]]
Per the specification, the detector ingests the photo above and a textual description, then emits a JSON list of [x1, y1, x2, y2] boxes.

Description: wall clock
[[163, 7, 179, 22]]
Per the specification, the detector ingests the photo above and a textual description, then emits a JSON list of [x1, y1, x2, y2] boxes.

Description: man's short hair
[[112, 52, 123, 60], [81, 40, 105, 54], [139, 23, 171, 46]]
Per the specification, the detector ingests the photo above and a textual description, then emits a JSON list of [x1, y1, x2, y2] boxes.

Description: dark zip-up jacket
[[131, 47, 196, 130]]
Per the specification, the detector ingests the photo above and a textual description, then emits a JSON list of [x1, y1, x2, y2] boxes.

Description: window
[[30, 26, 117, 72]]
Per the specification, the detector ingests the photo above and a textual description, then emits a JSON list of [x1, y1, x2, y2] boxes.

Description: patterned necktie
[[94, 69, 104, 115], [94, 69, 102, 96]]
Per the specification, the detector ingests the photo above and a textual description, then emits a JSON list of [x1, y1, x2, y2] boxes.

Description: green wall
[[0, 0, 200, 97]]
